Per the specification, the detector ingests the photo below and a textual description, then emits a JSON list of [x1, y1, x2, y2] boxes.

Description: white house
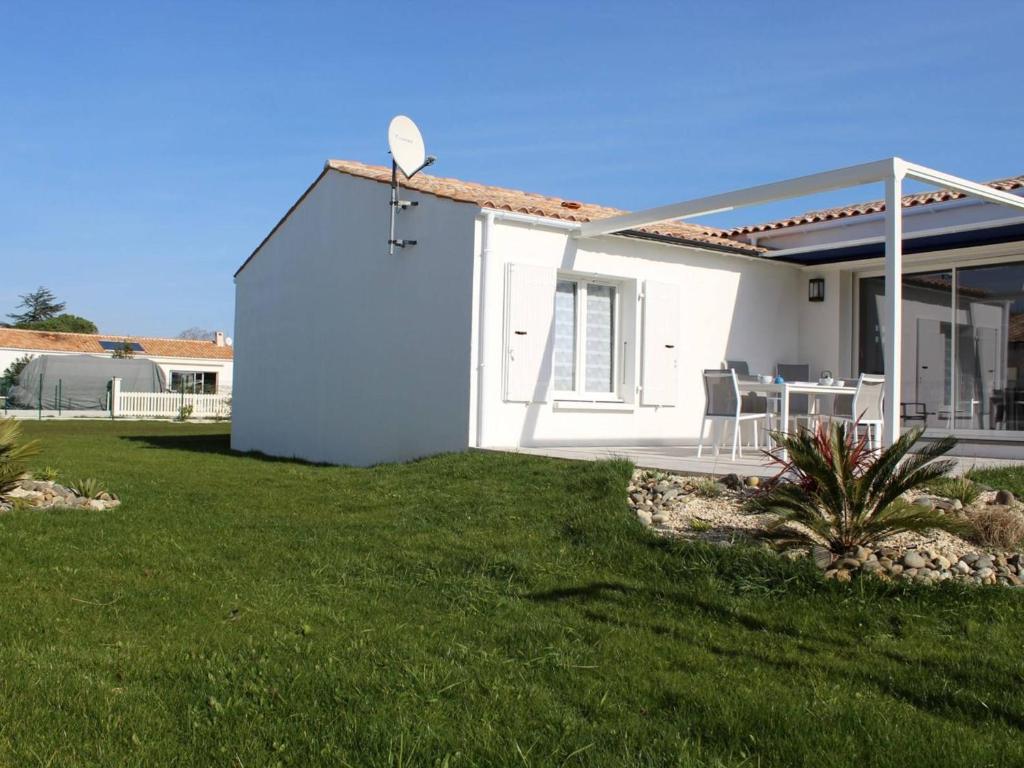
[[0, 328, 234, 394], [232, 158, 1024, 466]]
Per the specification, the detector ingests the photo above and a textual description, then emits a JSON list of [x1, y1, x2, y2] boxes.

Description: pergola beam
[[577, 158, 897, 239], [904, 163, 1024, 212]]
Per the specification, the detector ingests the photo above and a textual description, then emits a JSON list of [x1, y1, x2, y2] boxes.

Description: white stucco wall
[[232, 170, 478, 465], [472, 220, 804, 448], [0, 348, 232, 392]]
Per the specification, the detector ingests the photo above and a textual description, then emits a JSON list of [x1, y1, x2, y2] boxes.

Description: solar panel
[[99, 340, 145, 352]]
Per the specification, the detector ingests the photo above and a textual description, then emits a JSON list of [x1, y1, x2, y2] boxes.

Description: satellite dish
[[388, 115, 427, 179]]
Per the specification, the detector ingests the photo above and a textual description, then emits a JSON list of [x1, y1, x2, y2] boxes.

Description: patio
[[507, 443, 1023, 477]]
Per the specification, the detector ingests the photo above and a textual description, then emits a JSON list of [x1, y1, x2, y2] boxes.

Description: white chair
[[829, 374, 885, 449], [697, 369, 771, 460]]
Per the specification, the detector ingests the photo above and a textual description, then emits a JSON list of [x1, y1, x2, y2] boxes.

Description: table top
[[746, 381, 856, 395]]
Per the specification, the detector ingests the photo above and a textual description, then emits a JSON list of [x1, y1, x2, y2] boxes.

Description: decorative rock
[[853, 545, 873, 562], [932, 499, 956, 513], [651, 513, 669, 525], [836, 557, 861, 570], [744, 476, 760, 488], [974, 555, 995, 570], [636, 510, 653, 526], [995, 490, 1016, 506], [902, 551, 928, 569], [811, 547, 833, 570], [976, 567, 995, 580], [718, 473, 743, 491], [952, 499, 963, 511], [913, 496, 934, 510], [933, 555, 951, 570]]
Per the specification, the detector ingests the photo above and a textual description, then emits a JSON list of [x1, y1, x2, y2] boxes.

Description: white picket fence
[[112, 379, 231, 419]]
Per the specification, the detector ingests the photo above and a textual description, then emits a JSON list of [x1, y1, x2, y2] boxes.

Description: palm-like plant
[[0, 417, 41, 498], [759, 422, 965, 554]]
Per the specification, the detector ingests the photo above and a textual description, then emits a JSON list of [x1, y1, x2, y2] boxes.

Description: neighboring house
[[0, 328, 233, 395], [232, 159, 1024, 465]]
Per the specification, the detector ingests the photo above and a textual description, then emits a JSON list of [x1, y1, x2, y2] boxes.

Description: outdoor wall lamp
[[808, 277, 825, 302]]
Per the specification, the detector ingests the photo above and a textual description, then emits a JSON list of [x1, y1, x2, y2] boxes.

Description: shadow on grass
[[528, 577, 1024, 732], [120, 433, 334, 466]]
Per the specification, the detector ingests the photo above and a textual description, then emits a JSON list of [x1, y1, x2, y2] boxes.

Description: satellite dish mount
[[387, 115, 436, 255]]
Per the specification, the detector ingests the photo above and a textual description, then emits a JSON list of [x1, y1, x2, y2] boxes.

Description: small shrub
[[693, 478, 722, 498], [177, 404, 194, 422], [968, 507, 1024, 550], [70, 478, 108, 500], [0, 417, 41, 498], [36, 466, 60, 482], [760, 422, 966, 554], [689, 518, 713, 532], [928, 475, 982, 507]]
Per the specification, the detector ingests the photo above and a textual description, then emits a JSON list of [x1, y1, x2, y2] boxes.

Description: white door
[[641, 280, 679, 406]]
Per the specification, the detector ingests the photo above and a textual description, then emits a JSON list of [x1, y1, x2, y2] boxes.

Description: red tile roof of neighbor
[[324, 160, 763, 254], [728, 175, 1024, 236], [0, 328, 233, 360]]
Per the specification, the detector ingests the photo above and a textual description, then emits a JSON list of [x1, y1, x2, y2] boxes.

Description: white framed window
[[170, 370, 218, 394], [553, 277, 621, 399]]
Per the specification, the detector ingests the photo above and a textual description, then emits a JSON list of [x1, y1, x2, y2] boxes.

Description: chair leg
[[712, 419, 720, 457], [752, 420, 759, 450], [731, 419, 740, 460], [697, 417, 707, 457]]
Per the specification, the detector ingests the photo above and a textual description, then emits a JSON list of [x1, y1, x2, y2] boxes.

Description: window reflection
[[859, 260, 1024, 433]]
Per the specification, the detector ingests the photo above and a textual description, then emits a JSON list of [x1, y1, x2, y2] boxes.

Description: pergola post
[[882, 164, 905, 447]]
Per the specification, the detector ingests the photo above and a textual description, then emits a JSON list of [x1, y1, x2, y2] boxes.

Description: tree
[[7, 287, 66, 325], [111, 341, 135, 359], [16, 314, 98, 334], [178, 327, 216, 341], [0, 355, 32, 393]]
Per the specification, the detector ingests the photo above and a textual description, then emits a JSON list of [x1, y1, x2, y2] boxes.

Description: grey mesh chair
[[725, 360, 770, 417], [830, 374, 885, 449], [698, 369, 770, 460], [776, 362, 813, 429]]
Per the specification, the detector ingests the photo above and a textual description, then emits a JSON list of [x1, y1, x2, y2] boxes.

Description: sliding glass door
[[956, 262, 1024, 431], [858, 259, 1024, 433]]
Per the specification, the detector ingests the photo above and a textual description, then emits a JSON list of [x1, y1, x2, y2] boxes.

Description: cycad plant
[[0, 417, 41, 498], [759, 421, 965, 554]]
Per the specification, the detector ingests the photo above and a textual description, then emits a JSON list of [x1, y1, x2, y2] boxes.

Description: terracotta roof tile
[[0, 328, 233, 360], [325, 160, 762, 254], [729, 175, 1024, 235]]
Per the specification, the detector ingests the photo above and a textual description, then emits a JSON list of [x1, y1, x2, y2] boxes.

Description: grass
[[2, 421, 1024, 766], [970, 465, 1024, 498]]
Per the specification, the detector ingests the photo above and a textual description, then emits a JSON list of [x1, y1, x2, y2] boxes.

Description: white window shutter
[[504, 263, 556, 403], [641, 280, 679, 406]]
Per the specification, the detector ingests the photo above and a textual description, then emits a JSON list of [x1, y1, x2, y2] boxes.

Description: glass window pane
[[957, 261, 1024, 431], [553, 280, 577, 391], [585, 284, 615, 393], [858, 271, 952, 428]]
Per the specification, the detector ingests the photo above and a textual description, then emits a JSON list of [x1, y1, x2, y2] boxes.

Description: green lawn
[[2, 421, 1024, 767]]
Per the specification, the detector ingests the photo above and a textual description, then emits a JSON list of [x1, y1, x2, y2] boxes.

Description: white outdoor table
[[745, 381, 857, 460]]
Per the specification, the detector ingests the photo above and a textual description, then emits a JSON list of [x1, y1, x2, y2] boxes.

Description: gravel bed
[[628, 468, 1024, 587]]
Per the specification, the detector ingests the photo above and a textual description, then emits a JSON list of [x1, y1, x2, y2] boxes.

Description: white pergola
[[575, 157, 1024, 446]]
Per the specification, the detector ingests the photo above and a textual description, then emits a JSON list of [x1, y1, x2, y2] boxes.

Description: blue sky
[[2, 1, 1021, 337]]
